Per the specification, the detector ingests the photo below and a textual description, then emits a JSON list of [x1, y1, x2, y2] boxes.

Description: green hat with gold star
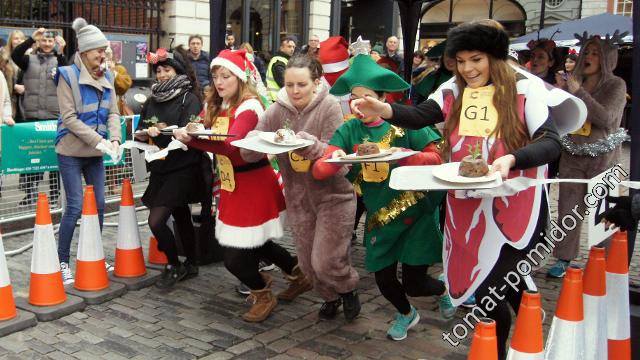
[[330, 54, 410, 96]]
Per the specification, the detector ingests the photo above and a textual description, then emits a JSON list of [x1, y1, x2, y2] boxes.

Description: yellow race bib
[[288, 151, 311, 172], [362, 143, 390, 182], [571, 121, 592, 136], [459, 86, 499, 138], [216, 155, 236, 192], [210, 116, 230, 141]]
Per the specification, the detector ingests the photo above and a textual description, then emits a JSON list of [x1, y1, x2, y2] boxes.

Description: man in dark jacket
[[12, 27, 66, 206], [188, 34, 211, 88], [266, 36, 296, 101], [383, 36, 404, 75]]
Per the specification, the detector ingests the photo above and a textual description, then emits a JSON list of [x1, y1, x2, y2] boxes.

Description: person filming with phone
[[11, 27, 67, 206]]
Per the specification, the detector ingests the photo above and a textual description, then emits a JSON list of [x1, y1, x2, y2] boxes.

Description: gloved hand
[[294, 131, 324, 160], [601, 195, 633, 231], [96, 139, 115, 154]]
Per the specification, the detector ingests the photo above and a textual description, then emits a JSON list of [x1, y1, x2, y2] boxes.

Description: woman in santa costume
[[350, 20, 584, 358], [240, 55, 361, 322], [174, 49, 311, 323], [313, 54, 456, 341]]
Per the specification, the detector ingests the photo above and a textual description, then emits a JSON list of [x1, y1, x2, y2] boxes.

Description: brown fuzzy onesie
[[241, 84, 359, 301], [555, 34, 628, 261]]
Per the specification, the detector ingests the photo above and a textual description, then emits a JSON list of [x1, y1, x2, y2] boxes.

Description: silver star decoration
[[350, 36, 370, 56]]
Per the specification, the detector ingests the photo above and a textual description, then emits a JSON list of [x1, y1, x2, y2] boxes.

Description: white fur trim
[[215, 211, 286, 248], [322, 59, 350, 74], [235, 98, 265, 118], [210, 57, 248, 82]]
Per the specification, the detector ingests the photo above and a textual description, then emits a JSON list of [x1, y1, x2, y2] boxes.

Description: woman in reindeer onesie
[[547, 31, 629, 277], [241, 55, 361, 322], [350, 20, 584, 358]]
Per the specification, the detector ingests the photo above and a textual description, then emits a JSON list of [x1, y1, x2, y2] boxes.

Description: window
[[281, 0, 303, 46], [251, 0, 273, 53], [614, 0, 632, 16], [545, 0, 564, 9]]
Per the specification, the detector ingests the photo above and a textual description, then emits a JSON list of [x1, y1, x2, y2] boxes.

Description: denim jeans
[[57, 155, 105, 263]]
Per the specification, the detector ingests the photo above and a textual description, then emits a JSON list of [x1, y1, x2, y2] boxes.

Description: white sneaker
[[60, 262, 74, 285], [105, 261, 114, 272]]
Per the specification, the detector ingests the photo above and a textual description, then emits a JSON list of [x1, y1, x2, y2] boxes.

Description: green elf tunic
[[328, 120, 444, 272]]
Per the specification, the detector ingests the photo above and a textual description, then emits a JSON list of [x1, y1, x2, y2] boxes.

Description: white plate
[[340, 149, 393, 160], [325, 150, 418, 164], [259, 132, 306, 146], [431, 162, 499, 184]]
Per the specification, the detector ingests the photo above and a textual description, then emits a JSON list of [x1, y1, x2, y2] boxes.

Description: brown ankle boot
[[277, 264, 313, 301], [243, 275, 277, 322]]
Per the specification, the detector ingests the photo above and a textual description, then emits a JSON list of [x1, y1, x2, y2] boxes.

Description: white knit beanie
[[72, 18, 108, 53]]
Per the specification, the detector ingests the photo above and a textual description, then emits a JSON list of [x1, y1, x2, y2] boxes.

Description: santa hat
[[319, 36, 350, 86], [210, 49, 256, 83]]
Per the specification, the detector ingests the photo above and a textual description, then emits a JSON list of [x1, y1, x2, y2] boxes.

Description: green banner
[[0, 119, 127, 174]]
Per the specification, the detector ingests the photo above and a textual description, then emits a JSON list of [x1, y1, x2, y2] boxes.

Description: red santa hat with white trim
[[319, 36, 350, 86], [210, 49, 257, 83]]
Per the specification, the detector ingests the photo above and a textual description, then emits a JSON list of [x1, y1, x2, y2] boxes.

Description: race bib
[[210, 117, 230, 141], [571, 121, 592, 136], [216, 155, 236, 192], [362, 142, 390, 182], [289, 151, 311, 172], [459, 86, 498, 137]]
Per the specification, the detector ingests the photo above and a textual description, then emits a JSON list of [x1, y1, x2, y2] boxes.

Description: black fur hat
[[445, 21, 509, 60]]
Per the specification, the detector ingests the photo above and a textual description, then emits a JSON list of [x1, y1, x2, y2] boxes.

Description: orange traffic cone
[[29, 193, 67, 305], [114, 179, 146, 277], [545, 267, 585, 360], [507, 290, 544, 359], [74, 186, 109, 291], [606, 231, 631, 360], [468, 318, 498, 360], [148, 236, 167, 265], [0, 233, 17, 321], [583, 246, 608, 360]]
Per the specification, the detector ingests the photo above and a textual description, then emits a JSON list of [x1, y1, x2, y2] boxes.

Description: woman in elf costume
[[350, 20, 584, 358], [312, 54, 456, 341], [174, 49, 311, 323]]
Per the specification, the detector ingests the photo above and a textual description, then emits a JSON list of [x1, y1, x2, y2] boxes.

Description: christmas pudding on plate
[[274, 128, 297, 145], [357, 141, 381, 156], [458, 155, 490, 177]]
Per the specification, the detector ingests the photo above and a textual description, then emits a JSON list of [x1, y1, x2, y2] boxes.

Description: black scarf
[[151, 74, 192, 102]]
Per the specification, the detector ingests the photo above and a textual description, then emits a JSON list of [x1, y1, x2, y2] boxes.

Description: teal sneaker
[[547, 260, 569, 278], [387, 306, 420, 341], [438, 274, 458, 320]]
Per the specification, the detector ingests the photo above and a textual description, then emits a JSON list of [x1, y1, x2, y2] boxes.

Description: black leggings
[[374, 262, 446, 315], [354, 195, 366, 231], [224, 241, 296, 290], [148, 205, 196, 266]]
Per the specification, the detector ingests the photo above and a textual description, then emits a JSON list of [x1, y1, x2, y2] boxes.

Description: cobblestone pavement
[[1, 146, 637, 359]]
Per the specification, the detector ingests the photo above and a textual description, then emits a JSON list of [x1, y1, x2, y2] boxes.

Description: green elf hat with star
[[330, 54, 410, 96]]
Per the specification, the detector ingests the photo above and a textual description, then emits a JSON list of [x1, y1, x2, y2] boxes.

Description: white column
[[309, 0, 332, 40], [161, 0, 211, 49]]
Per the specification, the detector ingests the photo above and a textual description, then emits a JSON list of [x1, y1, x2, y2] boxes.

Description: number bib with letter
[[288, 151, 311, 172], [210, 117, 230, 141], [459, 86, 499, 137], [216, 155, 236, 192], [362, 143, 389, 182], [571, 121, 591, 136]]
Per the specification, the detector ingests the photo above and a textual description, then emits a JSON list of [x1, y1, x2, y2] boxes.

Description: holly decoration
[[466, 141, 482, 160]]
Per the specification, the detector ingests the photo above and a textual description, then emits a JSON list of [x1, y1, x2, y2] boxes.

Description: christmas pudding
[[458, 143, 489, 177], [274, 128, 296, 144], [186, 122, 205, 132], [357, 141, 380, 156]]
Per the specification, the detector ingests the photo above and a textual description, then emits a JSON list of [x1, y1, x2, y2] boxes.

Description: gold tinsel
[[367, 191, 425, 231]]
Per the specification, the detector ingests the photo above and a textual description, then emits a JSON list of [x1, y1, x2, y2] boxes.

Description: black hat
[[445, 21, 509, 60]]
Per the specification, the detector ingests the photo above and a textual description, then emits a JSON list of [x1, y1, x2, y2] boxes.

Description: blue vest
[[54, 64, 113, 144]]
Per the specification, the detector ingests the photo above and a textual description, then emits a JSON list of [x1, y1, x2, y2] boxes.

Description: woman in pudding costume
[[351, 20, 569, 358], [174, 49, 311, 323], [241, 55, 361, 322], [313, 54, 456, 341]]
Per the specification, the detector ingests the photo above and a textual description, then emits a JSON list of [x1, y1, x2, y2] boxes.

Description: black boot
[[156, 263, 187, 289], [341, 290, 361, 322], [182, 260, 199, 280], [318, 298, 342, 320]]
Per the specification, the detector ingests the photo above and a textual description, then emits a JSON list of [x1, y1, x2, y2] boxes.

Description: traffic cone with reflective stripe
[[148, 236, 167, 265], [0, 233, 16, 320], [507, 290, 544, 359], [468, 318, 498, 360], [74, 186, 109, 291], [114, 179, 146, 277], [606, 231, 631, 360], [29, 193, 67, 305], [545, 267, 585, 360], [583, 246, 608, 360]]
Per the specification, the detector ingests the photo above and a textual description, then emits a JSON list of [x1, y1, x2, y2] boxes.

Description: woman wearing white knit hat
[[54, 18, 122, 284]]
